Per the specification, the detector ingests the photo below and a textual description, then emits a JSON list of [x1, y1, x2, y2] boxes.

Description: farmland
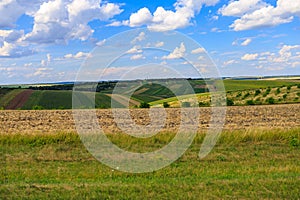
[[0, 79, 299, 110], [1, 78, 300, 199], [1, 104, 299, 134], [152, 84, 300, 107]]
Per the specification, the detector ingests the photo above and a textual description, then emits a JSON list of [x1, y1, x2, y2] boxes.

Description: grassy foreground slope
[[1, 128, 299, 199]]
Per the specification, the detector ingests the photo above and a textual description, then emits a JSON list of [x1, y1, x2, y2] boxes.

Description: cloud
[[239, 44, 300, 70], [219, 0, 266, 17], [272, 45, 300, 62], [191, 47, 206, 54], [162, 42, 186, 60], [126, 46, 143, 54], [0, 42, 14, 57], [24, 63, 33, 68], [211, 15, 219, 20], [233, 37, 253, 46], [118, 0, 219, 31], [40, 53, 52, 67], [241, 38, 252, 46], [241, 53, 258, 61], [0, 0, 123, 58], [155, 41, 164, 47], [0, 0, 24, 28], [130, 54, 145, 60], [33, 67, 53, 77], [0, 41, 35, 58], [223, 59, 238, 66], [0, 29, 35, 58], [131, 32, 146, 44], [25, 0, 123, 43], [106, 21, 126, 27], [129, 7, 153, 27], [222, 0, 300, 31], [64, 51, 91, 59]]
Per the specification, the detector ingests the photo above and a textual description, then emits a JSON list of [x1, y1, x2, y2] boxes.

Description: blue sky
[[0, 0, 300, 84]]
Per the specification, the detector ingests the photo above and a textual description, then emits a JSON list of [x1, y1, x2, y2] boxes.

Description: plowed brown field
[[1, 104, 299, 134], [5, 89, 33, 110]]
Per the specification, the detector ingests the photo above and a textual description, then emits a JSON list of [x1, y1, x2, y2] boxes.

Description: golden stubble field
[[0, 104, 299, 134]]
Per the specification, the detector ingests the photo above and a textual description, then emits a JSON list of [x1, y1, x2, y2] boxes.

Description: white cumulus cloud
[[241, 53, 258, 61], [129, 7, 153, 27], [221, 0, 300, 31], [191, 47, 206, 54], [130, 54, 145, 60], [116, 0, 219, 31], [162, 42, 186, 60], [25, 0, 123, 43], [64, 51, 91, 59], [127, 46, 143, 54], [219, 0, 266, 17]]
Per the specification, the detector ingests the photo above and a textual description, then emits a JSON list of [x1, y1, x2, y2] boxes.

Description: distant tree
[[163, 102, 170, 108], [266, 97, 275, 104], [139, 102, 150, 108], [254, 89, 261, 96], [226, 99, 234, 106], [283, 94, 288, 99], [243, 92, 250, 99], [287, 85, 291, 90], [236, 93, 242, 98], [246, 100, 255, 105], [276, 88, 280, 95]]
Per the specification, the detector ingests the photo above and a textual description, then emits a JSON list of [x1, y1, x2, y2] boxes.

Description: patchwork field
[[1, 79, 299, 110]]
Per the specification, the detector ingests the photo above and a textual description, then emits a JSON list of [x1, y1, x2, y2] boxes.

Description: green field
[[21, 90, 123, 109], [220, 79, 297, 91], [1, 128, 299, 199]]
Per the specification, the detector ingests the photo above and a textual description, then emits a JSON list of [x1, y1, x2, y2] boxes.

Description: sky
[[0, 0, 300, 84]]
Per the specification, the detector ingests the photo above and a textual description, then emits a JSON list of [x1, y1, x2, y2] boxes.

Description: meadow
[[1, 128, 300, 199]]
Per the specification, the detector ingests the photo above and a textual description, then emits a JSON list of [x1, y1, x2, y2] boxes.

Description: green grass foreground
[[1, 128, 300, 199]]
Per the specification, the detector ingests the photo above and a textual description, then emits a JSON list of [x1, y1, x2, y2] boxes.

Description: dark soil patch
[[5, 90, 33, 110]]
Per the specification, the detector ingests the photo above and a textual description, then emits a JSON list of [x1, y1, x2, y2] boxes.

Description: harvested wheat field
[[1, 104, 299, 134]]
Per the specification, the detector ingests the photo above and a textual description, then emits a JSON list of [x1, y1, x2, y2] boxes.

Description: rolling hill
[[0, 79, 299, 110]]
